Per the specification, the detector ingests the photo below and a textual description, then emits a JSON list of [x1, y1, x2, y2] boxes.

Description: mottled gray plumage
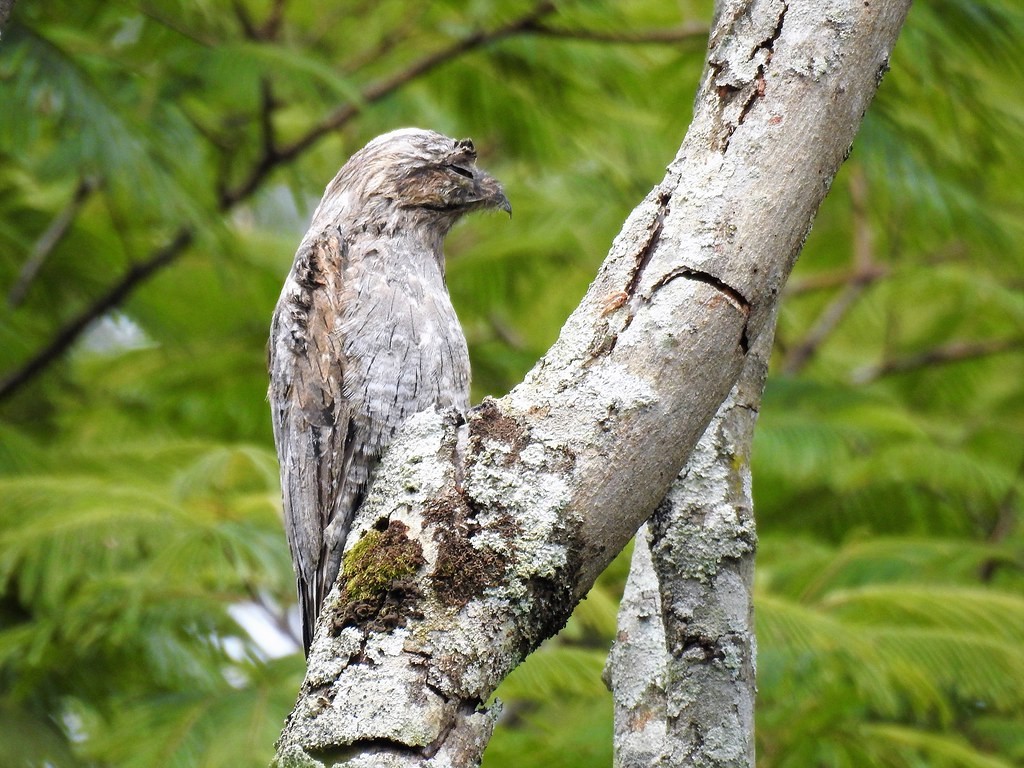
[[268, 129, 509, 655]]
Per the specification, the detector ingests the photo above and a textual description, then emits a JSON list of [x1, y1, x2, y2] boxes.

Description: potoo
[[268, 129, 510, 655]]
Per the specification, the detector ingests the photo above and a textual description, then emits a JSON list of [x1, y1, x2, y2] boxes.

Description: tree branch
[[978, 456, 1024, 583], [0, 228, 193, 402], [2, 3, 560, 402], [273, 0, 912, 764], [259, 77, 279, 155], [853, 336, 1024, 384], [0, 0, 15, 35], [8, 176, 99, 308], [783, 263, 889, 295], [233, 0, 287, 41], [339, 8, 430, 76], [608, 310, 774, 768], [219, 1, 558, 208], [782, 165, 880, 374]]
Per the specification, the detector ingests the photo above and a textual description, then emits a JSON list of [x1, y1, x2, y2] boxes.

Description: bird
[[268, 128, 510, 655]]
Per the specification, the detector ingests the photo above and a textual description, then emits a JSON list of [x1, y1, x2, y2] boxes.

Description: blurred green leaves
[[0, 0, 1022, 766]]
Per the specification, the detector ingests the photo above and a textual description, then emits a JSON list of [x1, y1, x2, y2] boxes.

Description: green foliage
[[1, 0, 1022, 766], [757, 536, 1024, 765]]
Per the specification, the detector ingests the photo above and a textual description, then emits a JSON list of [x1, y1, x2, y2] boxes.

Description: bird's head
[[313, 128, 511, 239]]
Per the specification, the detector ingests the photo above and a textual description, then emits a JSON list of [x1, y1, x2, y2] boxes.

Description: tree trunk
[[273, 0, 911, 764], [606, 311, 775, 768]]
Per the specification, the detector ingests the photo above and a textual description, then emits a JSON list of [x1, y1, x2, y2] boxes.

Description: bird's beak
[[495, 192, 512, 217], [475, 171, 512, 217], [495, 191, 512, 217]]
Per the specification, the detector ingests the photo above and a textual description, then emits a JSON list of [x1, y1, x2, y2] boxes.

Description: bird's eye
[[447, 164, 474, 179]]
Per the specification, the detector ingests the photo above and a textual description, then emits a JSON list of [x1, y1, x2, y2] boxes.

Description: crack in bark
[[624, 190, 672, 300], [764, 3, 787, 56], [305, 738, 420, 766], [652, 266, 751, 353], [677, 631, 746, 664], [710, 1, 788, 152], [295, 652, 488, 764], [417, 698, 487, 759], [586, 184, 753, 361], [294, 697, 491, 765], [650, 267, 750, 316], [585, 190, 671, 361], [733, 2, 787, 130]]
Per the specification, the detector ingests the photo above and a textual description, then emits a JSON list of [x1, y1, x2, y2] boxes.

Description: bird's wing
[[268, 229, 354, 654]]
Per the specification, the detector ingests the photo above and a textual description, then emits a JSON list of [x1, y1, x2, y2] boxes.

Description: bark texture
[[606, 313, 775, 768], [605, 529, 669, 765], [273, 0, 911, 764], [0, 0, 14, 34]]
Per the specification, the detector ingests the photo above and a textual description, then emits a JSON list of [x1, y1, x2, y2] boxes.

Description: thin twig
[[784, 264, 888, 295], [780, 279, 872, 375], [340, 7, 430, 76], [138, 4, 219, 47], [233, 0, 287, 41], [231, 0, 258, 40], [852, 337, 1024, 384], [487, 312, 528, 351], [259, 0, 287, 41], [0, 229, 194, 402], [978, 457, 1023, 583], [8, 176, 99, 307], [259, 78, 278, 159], [782, 166, 880, 375]]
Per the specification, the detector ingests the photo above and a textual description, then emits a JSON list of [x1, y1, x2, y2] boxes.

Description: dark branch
[[219, 0, 558, 208], [979, 456, 1024, 582], [0, 0, 14, 34], [339, 8, 430, 76], [0, 229, 194, 403], [260, 0, 287, 41], [231, 0, 258, 39], [233, 0, 287, 41], [8, 176, 99, 307], [259, 78, 279, 160], [138, 6, 219, 47], [3, 1, 569, 400]]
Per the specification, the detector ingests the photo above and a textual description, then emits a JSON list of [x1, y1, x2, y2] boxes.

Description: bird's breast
[[339, 264, 470, 452]]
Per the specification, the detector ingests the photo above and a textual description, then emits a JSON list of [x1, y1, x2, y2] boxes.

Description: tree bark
[[606, 311, 775, 768], [273, 0, 911, 764], [0, 0, 14, 34]]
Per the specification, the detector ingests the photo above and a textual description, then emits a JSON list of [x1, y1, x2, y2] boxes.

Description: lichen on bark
[[330, 519, 426, 635]]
